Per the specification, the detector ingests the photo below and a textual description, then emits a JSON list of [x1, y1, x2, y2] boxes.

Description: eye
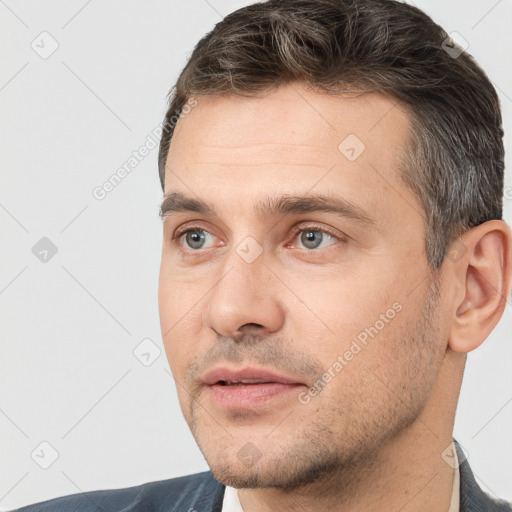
[[174, 228, 217, 250], [290, 226, 341, 250], [172, 224, 343, 253]]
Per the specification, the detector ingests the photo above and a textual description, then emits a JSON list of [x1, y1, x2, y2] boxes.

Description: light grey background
[[1, 0, 511, 509]]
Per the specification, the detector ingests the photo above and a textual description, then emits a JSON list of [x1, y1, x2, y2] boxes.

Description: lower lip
[[207, 382, 303, 408]]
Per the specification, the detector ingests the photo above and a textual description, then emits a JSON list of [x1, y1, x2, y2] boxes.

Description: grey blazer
[[12, 440, 512, 511]]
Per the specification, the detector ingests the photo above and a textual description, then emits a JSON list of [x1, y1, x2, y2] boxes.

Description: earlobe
[[448, 220, 512, 354]]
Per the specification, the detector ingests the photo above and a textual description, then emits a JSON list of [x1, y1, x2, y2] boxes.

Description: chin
[[204, 442, 345, 490]]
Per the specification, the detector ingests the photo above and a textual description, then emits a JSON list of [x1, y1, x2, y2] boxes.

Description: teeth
[[220, 379, 268, 386]]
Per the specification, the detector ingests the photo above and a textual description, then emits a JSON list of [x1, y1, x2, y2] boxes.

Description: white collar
[[221, 484, 244, 512]]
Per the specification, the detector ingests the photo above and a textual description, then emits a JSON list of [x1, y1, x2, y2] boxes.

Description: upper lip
[[202, 366, 304, 386]]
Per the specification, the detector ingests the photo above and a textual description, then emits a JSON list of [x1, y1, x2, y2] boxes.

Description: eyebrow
[[159, 191, 377, 228]]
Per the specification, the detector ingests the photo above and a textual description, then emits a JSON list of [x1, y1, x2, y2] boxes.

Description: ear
[[447, 219, 512, 353]]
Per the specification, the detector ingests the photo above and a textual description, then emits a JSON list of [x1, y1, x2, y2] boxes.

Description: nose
[[202, 249, 286, 340]]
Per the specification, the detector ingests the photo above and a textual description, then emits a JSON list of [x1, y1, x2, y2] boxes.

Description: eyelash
[[171, 223, 344, 252]]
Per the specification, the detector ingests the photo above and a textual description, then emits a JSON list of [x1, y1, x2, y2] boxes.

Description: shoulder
[[11, 471, 225, 512], [455, 439, 512, 511]]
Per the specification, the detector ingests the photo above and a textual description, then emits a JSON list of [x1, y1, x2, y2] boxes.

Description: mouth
[[202, 367, 306, 409]]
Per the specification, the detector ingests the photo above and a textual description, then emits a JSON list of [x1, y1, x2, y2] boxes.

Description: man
[[14, 0, 512, 510]]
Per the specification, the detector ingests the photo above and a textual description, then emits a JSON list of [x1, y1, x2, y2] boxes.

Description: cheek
[[158, 275, 201, 376], [285, 270, 421, 395], [287, 271, 399, 347]]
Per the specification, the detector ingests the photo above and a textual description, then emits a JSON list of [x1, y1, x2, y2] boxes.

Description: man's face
[[158, 83, 449, 488]]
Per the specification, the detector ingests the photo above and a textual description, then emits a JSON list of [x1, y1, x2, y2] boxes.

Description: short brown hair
[[158, 0, 505, 271]]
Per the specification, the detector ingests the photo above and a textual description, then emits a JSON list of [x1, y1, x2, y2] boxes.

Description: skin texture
[[158, 83, 512, 511]]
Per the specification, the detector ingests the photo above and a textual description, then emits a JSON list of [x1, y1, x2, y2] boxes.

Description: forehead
[[164, 84, 423, 232], [169, 84, 410, 154]]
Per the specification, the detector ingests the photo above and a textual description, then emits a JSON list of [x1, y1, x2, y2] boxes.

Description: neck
[[237, 350, 464, 512]]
